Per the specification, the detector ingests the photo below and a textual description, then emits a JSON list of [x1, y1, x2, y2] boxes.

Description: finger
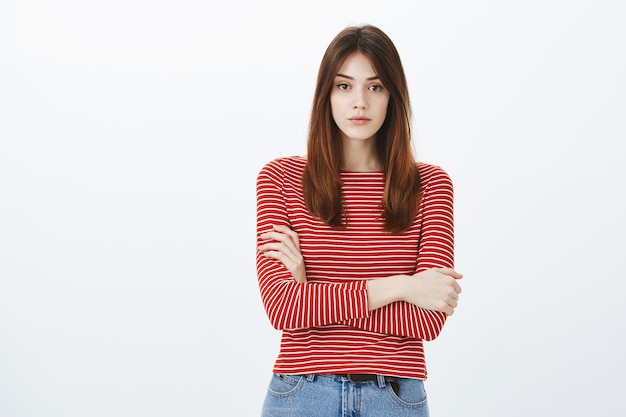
[[263, 250, 297, 270], [260, 224, 290, 239], [272, 225, 301, 249], [260, 239, 303, 264], [260, 231, 300, 254], [268, 224, 299, 241], [260, 230, 296, 245], [263, 249, 306, 282], [441, 303, 453, 316], [437, 275, 462, 296], [452, 280, 462, 294], [258, 242, 280, 252], [258, 242, 299, 262], [272, 224, 298, 237], [434, 267, 463, 279]]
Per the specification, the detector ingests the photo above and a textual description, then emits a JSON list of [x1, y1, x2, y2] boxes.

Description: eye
[[369, 84, 383, 92], [337, 83, 350, 91]]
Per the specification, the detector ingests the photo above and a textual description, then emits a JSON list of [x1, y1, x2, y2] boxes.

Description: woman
[[256, 24, 462, 417]]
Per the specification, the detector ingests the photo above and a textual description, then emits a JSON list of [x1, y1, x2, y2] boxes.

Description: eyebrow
[[336, 73, 381, 81]]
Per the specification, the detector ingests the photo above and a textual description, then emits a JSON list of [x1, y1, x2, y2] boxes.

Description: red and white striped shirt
[[256, 155, 455, 379]]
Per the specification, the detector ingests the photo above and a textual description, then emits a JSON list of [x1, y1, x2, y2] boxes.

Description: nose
[[352, 89, 367, 109]]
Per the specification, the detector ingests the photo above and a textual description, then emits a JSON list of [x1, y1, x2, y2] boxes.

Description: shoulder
[[417, 162, 453, 191], [258, 155, 307, 180]]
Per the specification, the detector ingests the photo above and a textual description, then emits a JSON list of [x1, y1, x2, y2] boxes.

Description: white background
[[1, 1, 625, 416]]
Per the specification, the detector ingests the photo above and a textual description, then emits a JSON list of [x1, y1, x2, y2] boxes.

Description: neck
[[341, 137, 380, 172]]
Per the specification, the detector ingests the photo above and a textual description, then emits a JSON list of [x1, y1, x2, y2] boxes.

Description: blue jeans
[[261, 373, 429, 417]]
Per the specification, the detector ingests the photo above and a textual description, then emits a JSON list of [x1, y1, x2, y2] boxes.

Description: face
[[330, 52, 390, 143]]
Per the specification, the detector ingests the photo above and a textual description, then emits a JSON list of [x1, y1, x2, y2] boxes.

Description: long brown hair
[[302, 24, 421, 233]]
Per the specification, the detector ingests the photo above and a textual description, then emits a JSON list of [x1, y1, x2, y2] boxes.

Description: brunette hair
[[302, 24, 421, 233]]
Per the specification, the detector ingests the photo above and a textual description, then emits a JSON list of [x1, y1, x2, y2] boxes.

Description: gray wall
[[1, 1, 624, 416]]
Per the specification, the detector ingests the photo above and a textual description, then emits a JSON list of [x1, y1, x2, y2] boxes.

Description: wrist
[[394, 274, 409, 303], [366, 275, 407, 311]]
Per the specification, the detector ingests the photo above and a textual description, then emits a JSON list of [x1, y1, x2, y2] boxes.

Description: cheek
[[377, 97, 390, 118]]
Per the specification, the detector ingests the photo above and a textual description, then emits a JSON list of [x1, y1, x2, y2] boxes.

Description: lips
[[349, 116, 371, 125]]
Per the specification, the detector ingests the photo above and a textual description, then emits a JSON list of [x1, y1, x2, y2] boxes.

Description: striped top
[[256, 155, 454, 380]]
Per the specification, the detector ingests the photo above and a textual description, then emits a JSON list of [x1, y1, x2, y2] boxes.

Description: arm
[[366, 268, 461, 314], [256, 159, 371, 330], [342, 167, 459, 340]]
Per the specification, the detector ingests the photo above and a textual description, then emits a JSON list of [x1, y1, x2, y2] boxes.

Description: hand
[[403, 268, 463, 315], [258, 225, 307, 282]]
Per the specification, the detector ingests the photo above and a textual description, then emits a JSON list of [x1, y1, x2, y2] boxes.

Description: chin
[[341, 129, 378, 141]]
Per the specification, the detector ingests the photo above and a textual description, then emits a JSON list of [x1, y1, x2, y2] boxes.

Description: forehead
[[336, 52, 377, 77]]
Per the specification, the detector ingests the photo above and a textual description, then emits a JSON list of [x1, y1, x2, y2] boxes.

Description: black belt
[[334, 374, 399, 394]]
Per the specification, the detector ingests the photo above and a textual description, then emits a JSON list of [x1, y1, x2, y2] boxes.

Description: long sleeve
[[342, 167, 455, 340], [257, 157, 455, 378], [256, 158, 370, 330]]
